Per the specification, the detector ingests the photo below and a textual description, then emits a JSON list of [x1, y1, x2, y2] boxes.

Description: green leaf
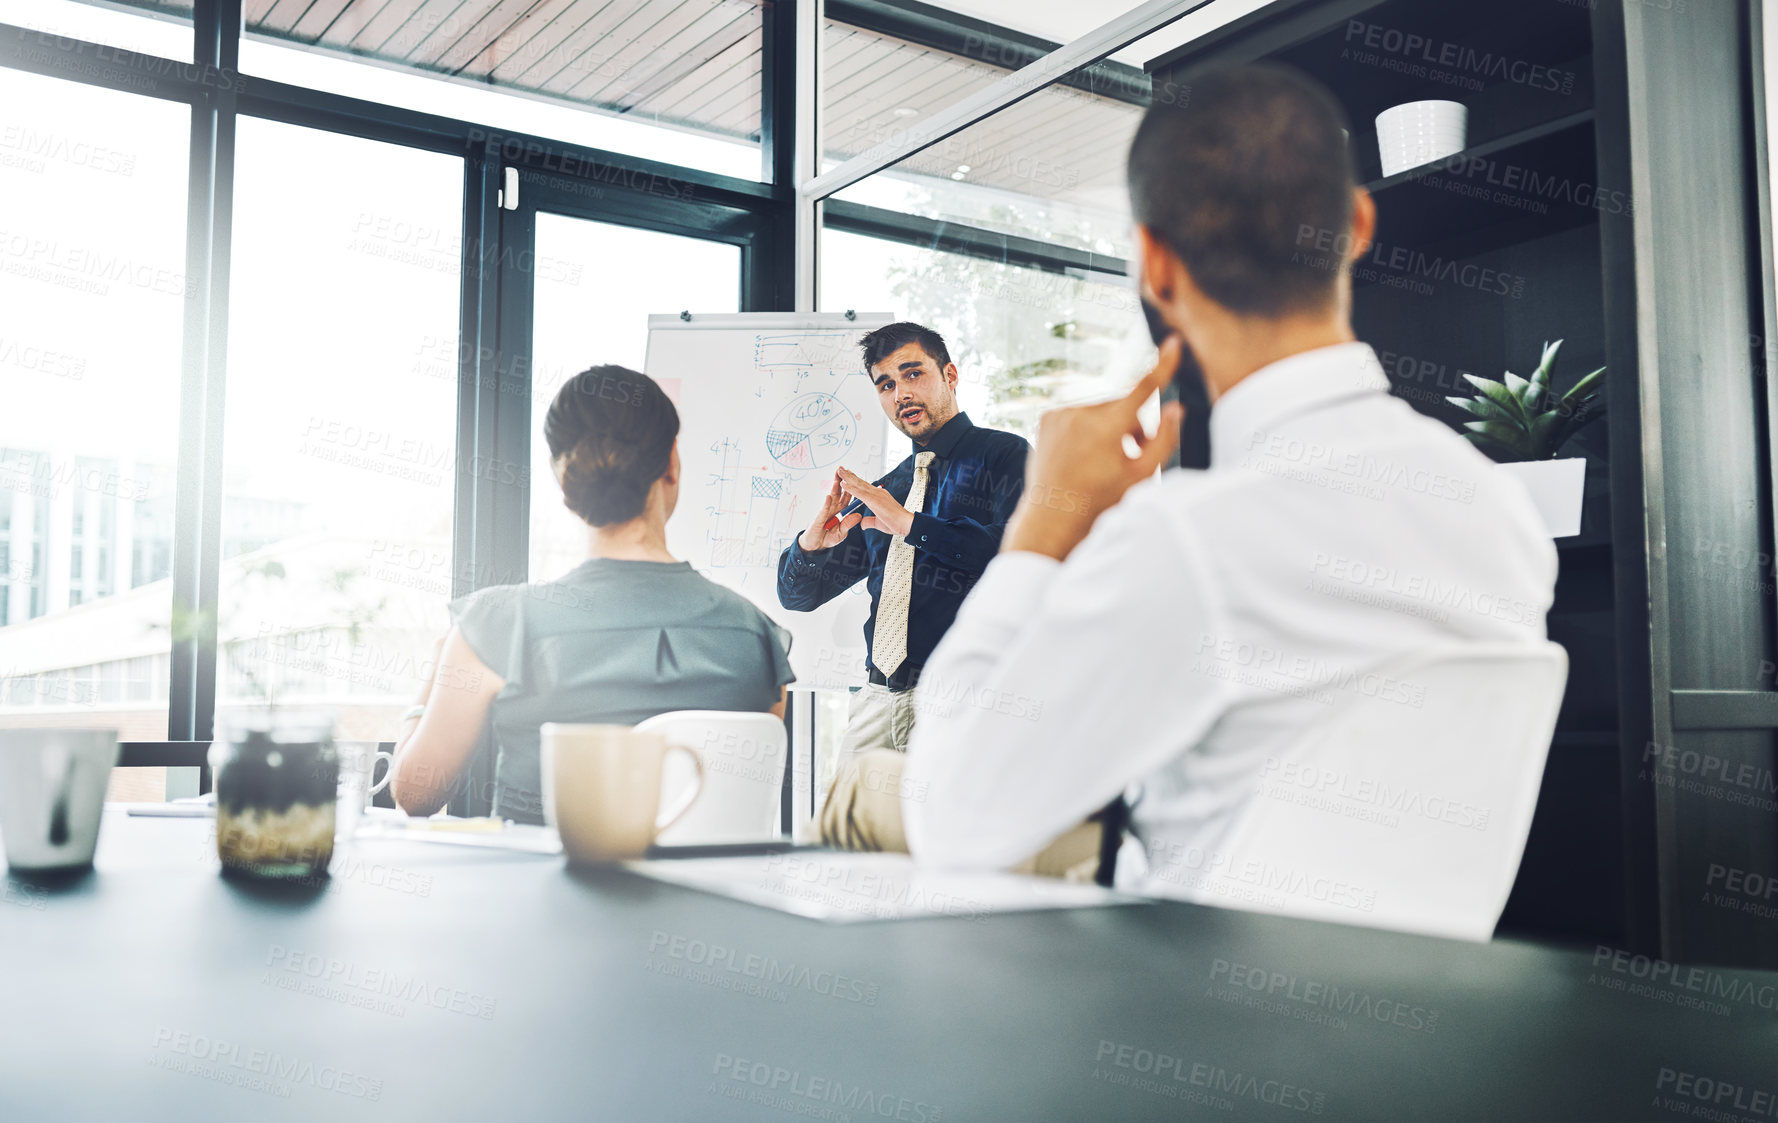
[[1527, 339, 1564, 406], [1447, 395, 1519, 424], [1528, 411, 1568, 459], [1462, 375, 1532, 424], [1505, 371, 1539, 411], [1560, 366, 1607, 406], [1462, 418, 1530, 458]]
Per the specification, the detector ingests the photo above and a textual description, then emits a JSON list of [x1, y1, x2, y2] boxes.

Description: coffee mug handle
[[655, 743, 705, 835], [367, 750, 397, 796]]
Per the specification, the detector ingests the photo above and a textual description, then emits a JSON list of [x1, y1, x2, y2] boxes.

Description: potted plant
[[1446, 340, 1605, 537]]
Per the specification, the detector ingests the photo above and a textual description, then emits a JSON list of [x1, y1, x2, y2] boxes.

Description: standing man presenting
[[777, 322, 1029, 757]]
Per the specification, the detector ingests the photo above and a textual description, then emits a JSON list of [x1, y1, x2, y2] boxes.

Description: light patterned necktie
[[872, 450, 936, 678]]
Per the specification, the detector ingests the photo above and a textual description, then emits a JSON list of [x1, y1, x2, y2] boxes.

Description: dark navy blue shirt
[[776, 412, 1029, 688]]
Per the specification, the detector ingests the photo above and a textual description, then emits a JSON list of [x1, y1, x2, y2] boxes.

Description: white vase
[[1376, 100, 1468, 177], [1498, 458, 1587, 538]]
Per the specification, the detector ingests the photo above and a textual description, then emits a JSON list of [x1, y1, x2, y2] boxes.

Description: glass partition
[[526, 214, 741, 584], [218, 116, 465, 744], [0, 68, 190, 799]]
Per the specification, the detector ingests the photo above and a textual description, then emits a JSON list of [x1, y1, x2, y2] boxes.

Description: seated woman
[[390, 365, 794, 823]]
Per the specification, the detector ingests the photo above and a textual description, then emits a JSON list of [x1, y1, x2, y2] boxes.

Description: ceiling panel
[[244, 0, 768, 142], [227, 0, 1140, 181]]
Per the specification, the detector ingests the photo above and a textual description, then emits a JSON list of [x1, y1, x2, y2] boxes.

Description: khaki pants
[[819, 749, 1103, 881], [839, 683, 919, 758]]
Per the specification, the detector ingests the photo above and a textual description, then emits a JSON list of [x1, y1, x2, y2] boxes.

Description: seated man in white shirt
[[818, 63, 1558, 896]]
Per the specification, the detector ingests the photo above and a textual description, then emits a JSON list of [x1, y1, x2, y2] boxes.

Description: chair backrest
[[1169, 642, 1567, 942], [635, 711, 787, 845]]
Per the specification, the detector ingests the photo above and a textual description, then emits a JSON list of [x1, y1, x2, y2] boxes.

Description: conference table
[[3, 811, 1775, 1122]]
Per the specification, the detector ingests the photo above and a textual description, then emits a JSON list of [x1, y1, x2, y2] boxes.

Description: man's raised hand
[[799, 471, 863, 552]]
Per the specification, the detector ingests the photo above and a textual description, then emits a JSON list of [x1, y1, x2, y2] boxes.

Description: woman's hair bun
[[542, 365, 678, 528]]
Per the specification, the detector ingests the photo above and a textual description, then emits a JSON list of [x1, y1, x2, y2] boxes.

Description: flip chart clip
[[844, 309, 856, 321], [680, 310, 692, 321]]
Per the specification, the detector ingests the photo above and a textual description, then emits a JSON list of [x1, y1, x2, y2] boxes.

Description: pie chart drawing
[[765, 393, 855, 470]]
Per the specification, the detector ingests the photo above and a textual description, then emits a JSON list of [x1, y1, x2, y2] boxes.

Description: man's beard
[[895, 399, 950, 439]]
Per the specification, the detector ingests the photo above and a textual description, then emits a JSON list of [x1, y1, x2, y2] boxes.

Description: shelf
[[1357, 111, 1603, 262], [1363, 109, 1595, 194]]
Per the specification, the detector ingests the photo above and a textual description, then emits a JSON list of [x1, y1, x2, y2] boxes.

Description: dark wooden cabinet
[[1151, 0, 1778, 966]]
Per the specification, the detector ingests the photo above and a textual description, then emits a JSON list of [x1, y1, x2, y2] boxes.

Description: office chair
[[635, 710, 788, 845], [1163, 641, 1568, 942]]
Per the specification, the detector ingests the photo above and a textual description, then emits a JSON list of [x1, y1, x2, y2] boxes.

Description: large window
[[0, 0, 1194, 806], [0, 69, 189, 782], [819, 228, 1152, 442], [218, 117, 464, 743], [526, 214, 741, 583]]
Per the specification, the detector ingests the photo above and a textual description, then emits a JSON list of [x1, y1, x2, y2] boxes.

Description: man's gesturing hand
[[798, 471, 863, 552], [836, 467, 914, 538], [1004, 336, 1187, 562]]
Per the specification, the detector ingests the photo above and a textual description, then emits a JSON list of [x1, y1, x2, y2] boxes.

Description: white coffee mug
[[334, 742, 396, 839], [542, 724, 704, 863], [0, 729, 119, 871]]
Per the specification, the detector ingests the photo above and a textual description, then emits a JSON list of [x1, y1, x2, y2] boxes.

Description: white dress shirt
[[902, 342, 1558, 890]]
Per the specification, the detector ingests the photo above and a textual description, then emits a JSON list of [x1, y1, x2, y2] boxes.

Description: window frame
[[0, 0, 1140, 761]]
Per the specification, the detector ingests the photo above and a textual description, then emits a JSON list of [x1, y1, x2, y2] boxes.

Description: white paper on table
[[625, 851, 1146, 923], [351, 818, 564, 855]]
